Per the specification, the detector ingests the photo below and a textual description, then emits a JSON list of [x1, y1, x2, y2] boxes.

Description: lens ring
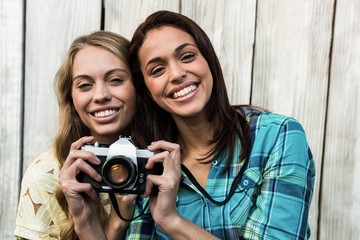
[[102, 155, 137, 189]]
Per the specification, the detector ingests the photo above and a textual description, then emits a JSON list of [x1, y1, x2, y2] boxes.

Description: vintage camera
[[77, 137, 163, 194]]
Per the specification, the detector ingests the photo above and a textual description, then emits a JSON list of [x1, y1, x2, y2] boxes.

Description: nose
[[169, 61, 186, 83], [93, 82, 111, 103]]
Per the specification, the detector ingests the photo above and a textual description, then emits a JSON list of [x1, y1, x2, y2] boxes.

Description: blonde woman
[[15, 30, 137, 239]]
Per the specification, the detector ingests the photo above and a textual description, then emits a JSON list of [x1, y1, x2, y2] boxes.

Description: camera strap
[[109, 193, 149, 222], [180, 107, 261, 206], [181, 162, 246, 206]]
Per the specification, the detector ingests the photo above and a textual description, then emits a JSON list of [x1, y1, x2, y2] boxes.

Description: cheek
[[116, 84, 137, 108], [144, 79, 162, 99], [71, 90, 88, 115]]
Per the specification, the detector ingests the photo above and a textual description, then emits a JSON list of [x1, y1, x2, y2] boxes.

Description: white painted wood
[[104, 0, 180, 40], [23, 0, 102, 171], [1, 1, 359, 239], [320, 0, 360, 239], [106, 0, 255, 104], [0, 1, 24, 238], [181, 0, 256, 104], [251, 1, 335, 237]]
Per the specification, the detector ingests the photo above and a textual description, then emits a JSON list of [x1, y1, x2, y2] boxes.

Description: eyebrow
[[175, 43, 196, 53], [73, 68, 129, 82], [72, 74, 91, 82], [104, 68, 129, 79], [144, 43, 197, 70]]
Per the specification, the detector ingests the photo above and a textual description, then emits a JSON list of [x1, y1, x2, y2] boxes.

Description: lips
[[92, 109, 118, 118], [172, 84, 198, 99]]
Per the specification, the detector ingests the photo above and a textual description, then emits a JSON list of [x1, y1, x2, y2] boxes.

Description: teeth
[[94, 109, 117, 118], [173, 84, 197, 99]]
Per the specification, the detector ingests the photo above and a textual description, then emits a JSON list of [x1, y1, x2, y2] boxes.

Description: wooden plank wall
[[1, 0, 359, 239], [1, 0, 24, 238]]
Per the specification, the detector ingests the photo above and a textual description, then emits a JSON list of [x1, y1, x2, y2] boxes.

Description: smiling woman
[[71, 45, 136, 143], [124, 10, 316, 240], [138, 26, 213, 119], [14, 31, 137, 240]]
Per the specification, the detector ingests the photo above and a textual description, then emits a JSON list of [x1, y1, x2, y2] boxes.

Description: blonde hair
[[53, 30, 130, 239]]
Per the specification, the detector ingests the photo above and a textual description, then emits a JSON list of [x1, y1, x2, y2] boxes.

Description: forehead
[[74, 45, 115, 60], [73, 46, 123, 67], [146, 25, 191, 37], [144, 26, 195, 49], [139, 26, 196, 61]]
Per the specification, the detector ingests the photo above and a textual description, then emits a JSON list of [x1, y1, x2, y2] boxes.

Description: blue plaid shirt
[[126, 111, 316, 239]]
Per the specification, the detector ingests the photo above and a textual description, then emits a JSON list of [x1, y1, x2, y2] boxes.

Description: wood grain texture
[[251, 1, 335, 237], [181, 0, 256, 104], [320, 0, 360, 239], [104, 0, 180, 39], [0, 1, 24, 238], [23, 0, 102, 171], [2, 0, 359, 239]]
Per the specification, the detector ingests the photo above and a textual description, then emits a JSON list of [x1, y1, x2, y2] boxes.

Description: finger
[[60, 158, 101, 182], [147, 140, 180, 153], [149, 140, 181, 169], [70, 136, 95, 150], [144, 173, 180, 197], [66, 136, 97, 166], [147, 140, 180, 160], [62, 148, 101, 171], [143, 176, 156, 197], [145, 151, 172, 171], [61, 179, 99, 202], [144, 154, 182, 197], [146, 150, 181, 174]]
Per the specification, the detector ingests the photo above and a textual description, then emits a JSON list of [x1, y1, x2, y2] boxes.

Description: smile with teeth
[[172, 84, 197, 99], [93, 109, 118, 118]]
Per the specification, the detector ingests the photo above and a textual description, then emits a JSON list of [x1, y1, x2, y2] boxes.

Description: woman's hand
[[144, 140, 219, 240], [59, 136, 106, 238], [59, 136, 101, 218], [143, 140, 182, 228]]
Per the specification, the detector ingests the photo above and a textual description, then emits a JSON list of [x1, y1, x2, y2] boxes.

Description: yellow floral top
[[14, 149, 110, 239]]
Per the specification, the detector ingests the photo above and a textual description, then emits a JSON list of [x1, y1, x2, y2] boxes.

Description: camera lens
[[108, 164, 128, 184], [102, 156, 137, 189]]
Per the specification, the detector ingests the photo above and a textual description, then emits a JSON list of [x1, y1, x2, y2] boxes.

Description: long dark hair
[[129, 10, 250, 170]]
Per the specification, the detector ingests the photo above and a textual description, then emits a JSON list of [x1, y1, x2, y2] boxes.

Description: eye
[[75, 81, 92, 91], [108, 77, 125, 85], [180, 52, 195, 62], [150, 65, 165, 76]]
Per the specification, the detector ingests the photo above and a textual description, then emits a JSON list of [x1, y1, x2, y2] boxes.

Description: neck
[[174, 114, 215, 163]]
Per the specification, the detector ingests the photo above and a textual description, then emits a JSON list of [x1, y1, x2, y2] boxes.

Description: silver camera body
[[77, 137, 162, 194]]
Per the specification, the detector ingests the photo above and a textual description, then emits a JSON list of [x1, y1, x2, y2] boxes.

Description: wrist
[[74, 217, 106, 240], [105, 217, 130, 239], [156, 213, 183, 234], [157, 215, 220, 240]]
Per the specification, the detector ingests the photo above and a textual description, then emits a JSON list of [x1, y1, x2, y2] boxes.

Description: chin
[[94, 128, 122, 140]]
